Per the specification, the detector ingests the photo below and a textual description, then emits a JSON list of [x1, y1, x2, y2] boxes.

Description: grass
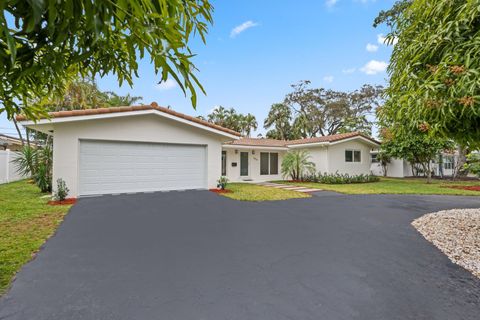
[[0, 180, 72, 295], [275, 177, 480, 196], [220, 183, 311, 201]]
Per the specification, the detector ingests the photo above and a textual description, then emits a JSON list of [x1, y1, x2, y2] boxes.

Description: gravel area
[[412, 208, 480, 278]]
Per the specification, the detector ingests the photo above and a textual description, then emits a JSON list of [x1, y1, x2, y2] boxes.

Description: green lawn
[[220, 183, 311, 201], [275, 177, 480, 196], [0, 180, 72, 295]]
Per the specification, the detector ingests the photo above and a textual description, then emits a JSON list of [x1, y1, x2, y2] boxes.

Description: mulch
[[445, 185, 480, 192], [48, 198, 77, 205], [209, 189, 232, 194]]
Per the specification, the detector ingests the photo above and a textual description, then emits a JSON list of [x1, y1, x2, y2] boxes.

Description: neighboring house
[[223, 133, 380, 183], [18, 103, 380, 197], [0, 134, 24, 151]]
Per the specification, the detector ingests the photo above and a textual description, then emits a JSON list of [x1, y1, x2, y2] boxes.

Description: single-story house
[[0, 134, 24, 151], [18, 103, 380, 197]]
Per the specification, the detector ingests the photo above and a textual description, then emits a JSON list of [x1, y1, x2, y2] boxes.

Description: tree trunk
[[426, 162, 432, 184], [12, 118, 25, 147], [453, 145, 468, 180]]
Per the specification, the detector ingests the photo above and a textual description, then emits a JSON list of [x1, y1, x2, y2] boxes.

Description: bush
[[13, 142, 53, 192], [306, 172, 380, 184], [54, 179, 69, 201], [217, 176, 229, 190]]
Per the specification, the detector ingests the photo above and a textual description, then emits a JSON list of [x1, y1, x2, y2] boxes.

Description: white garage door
[[79, 140, 207, 196]]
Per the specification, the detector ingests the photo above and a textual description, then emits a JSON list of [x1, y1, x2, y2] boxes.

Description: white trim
[[329, 136, 379, 146], [287, 136, 380, 148], [222, 144, 288, 151], [287, 142, 328, 148], [19, 109, 240, 140]]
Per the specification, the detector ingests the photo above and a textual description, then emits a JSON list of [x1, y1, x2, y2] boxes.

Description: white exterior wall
[[223, 148, 286, 182], [326, 140, 374, 175], [0, 150, 26, 184], [52, 114, 230, 197], [371, 158, 412, 178]]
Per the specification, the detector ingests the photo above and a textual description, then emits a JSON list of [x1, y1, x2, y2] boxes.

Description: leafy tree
[[284, 81, 382, 138], [0, 0, 213, 121], [376, 151, 391, 177], [207, 106, 257, 136], [373, 0, 411, 28], [264, 103, 294, 140], [376, 0, 480, 148], [281, 150, 315, 181], [380, 128, 453, 183], [464, 153, 480, 178]]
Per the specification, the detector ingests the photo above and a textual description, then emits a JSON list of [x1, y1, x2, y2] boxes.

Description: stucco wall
[[326, 140, 374, 175], [52, 114, 230, 197], [223, 148, 286, 182], [371, 158, 410, 177]]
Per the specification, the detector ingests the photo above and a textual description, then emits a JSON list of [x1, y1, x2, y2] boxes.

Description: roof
[[223, 132, 380, 148], [224, 137, 288, 147], [287, 132, 380, 146], [16, 103, 241, 137], [0, 133, 22, 143]]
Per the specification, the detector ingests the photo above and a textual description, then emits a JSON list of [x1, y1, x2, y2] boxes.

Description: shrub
[[217, 176, 229, 190], [315, 172, 380, 184], [54, 179, 70, 201], [281, 150, 316, 180], [464, 153, 480, 178], [13, 143, 52, 192]]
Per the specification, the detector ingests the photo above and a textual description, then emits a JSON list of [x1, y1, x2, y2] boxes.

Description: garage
[[79, 140, 207, 196]]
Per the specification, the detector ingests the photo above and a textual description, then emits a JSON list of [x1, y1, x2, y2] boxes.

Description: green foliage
[[378, 0, 480, 147], [281, 150, 316, 180], [264, 103, 294, 140], [0, 0, 213, 120], [13, 143, 53, 192], [464, 153, 480, 178], [303, 172, 380, 184], [280, 81, 383, 138], [373, 0, 411, 28], [105, 92, 143, 107], [380, 128, 454, 182], [54, 179, 70, 201], [216, 176, 229, 190], [207, 106, 258, 136], [12, 145, 38, 177], [375, 151, 391, 177]]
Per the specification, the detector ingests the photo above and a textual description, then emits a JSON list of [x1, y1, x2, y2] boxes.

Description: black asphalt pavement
[[1, 191, 479, 319]]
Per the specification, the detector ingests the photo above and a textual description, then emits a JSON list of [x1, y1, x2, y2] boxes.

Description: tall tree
[[207, 106, 258, 136], [376, 0, 480, 148], [264, 103, 293, 140], [284, 81, 382, 138], [105, 93, 143, 107], [0, 0, 213, 121]]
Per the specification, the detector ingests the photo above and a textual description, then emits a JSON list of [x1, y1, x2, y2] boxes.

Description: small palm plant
[[281, 150, 315, 181]]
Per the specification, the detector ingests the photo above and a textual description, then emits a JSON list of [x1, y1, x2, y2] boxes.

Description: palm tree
[[106, 92, 143, 106], [281, 150, 316, 181], [264, 103, 292, 140], [240, 113, 258, 137]]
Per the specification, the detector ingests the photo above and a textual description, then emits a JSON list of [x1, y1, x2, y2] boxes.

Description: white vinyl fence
[[0, 150, 26, 184]]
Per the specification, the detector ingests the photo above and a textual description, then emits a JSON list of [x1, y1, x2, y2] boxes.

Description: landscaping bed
[[0, 180, 72, 295], [275, 177, 480, 196], [412, 208, 480, 278], [218, 183, 310, 201]]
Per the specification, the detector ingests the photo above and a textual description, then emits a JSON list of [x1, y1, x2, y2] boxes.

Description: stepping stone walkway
[[256, 182, 321, 193]]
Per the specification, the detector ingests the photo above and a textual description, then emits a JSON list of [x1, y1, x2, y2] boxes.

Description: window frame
[[260, 152, 279, 175], [345, 149, 361, 163]]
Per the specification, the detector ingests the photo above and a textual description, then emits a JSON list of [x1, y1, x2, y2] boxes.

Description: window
[[260, 152, 279, 175], [221, 151, 227, 175], [270, 153, 278, 174], [443, 156, 454, 170], [345, 150, 361, 163], [260, 153, 269, 175], [371, 153, 378, 163]]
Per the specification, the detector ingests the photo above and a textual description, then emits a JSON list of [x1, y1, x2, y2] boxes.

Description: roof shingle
[[16, 103, 241, 137]]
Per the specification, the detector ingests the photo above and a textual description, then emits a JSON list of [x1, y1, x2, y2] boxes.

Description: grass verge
[[0, 180, 72, 295], [274, 177, 480, 196], [219, 183, 311, 201]]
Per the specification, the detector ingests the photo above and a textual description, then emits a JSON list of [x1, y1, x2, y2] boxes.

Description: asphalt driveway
[[1, 191, 479, 319]]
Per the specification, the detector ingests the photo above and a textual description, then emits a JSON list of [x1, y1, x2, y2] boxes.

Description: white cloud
[[366, 43, 378, 52], [377, 33, 398, 46], [155, 78, 177, 91], [230, 21, 259, 38], [323, 75, 334, 83], [325, 0, 339, 8], [360, 60, 388, 75], [342, 68, 356, 74]]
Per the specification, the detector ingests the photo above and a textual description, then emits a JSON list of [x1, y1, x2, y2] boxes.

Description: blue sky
[[0, 0, 395, 138]]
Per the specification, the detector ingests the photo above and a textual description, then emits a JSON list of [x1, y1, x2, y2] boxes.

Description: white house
[[18, 103, 380, 198]]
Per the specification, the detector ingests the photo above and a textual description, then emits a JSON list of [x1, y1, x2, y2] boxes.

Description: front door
[[240, 152, 249, 176]]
